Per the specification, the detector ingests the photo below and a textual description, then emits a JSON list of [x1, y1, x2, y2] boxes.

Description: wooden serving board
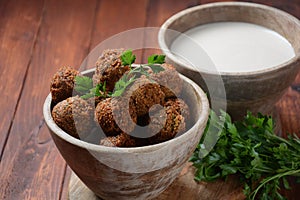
[[68, 163, 245, 200]]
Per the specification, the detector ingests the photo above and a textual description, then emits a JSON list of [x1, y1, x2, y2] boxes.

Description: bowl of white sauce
[[158, 2, 300, 120]]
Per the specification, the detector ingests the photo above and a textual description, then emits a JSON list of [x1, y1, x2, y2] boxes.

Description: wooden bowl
[[43, 68, 209, 200], [158, 2, 300, 119]]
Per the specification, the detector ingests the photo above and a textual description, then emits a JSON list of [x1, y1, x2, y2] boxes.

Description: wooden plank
[[278, 81, 300, 135], [85, 0, 149, 67], [90, 0, 148, 46], [141, 1, 300, 199], [245, 0, 300, 19], [67, 163, 244, 200], [146, 0, 198, 27], [60, 0, 149, 198], [67, 160, 300, 199], [61, 166, 72, 200], [0, 0, 97, 199], [141, 0, 199, 63], [199, 0, 237, 5], [198, 0, 300, 20], [0, 0, 298, 199], [0, 0, 44, 158]]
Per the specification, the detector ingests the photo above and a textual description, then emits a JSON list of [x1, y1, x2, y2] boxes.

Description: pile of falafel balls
[[50, 49, 190, 147]]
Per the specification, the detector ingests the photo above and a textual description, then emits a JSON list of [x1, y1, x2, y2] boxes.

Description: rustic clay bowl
[[43, 68, 209, 200], [158, 2, 300, 120]]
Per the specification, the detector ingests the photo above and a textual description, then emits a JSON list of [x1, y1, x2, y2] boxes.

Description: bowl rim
[[158, 1, 300, 76], [43, 69, 210, 153]]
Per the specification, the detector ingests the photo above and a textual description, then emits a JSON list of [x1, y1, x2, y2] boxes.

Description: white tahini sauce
[[170, 22, 295, 73]]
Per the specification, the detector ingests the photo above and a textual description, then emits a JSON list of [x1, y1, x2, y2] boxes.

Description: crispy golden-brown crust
[[149, 63, 183, 98], [50, 51, 190, 147], [164, 98, 190, 122], [127, 77, 165, 117], [99, 132, 136, 147], [148, 98, 190, 144], [94, 98, 137, 136], [86, 96, 105, 108], [93, 49, 130, 92], [52, 96, 93, 138], [50, 66, 79, 104]]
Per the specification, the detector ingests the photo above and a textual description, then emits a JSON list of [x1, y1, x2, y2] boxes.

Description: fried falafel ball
[[94, 97, 137, 136], [128, 77, 165, 117], [93, 49, 130, 92], [149, 63, 183, 98], [50, 66, 80, 104], [86, 96, 105, 108], [164, 98, 190, 122], [99, 132, 136, 147], [52, 96, 94, 139], [148, 98, 190, 144]]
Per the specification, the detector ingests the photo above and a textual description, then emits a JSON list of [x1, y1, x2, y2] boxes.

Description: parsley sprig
[[74, 76, 93, 94], [74, 76, 106, 99], [190, 111, 300, 200], [74, 50, 166, 99], [121, 49, 136, 67], [111, 50, 165, 97]]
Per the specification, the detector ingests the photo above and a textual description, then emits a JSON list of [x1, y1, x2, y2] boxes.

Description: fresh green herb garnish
[[74, 76, 93, 94], [111, 50, 165, 97], [147, 54, 166, 65], [110, 74, 136, 97], [148, 64, 165, 74], [75, 50, 166, 98], [146, 54, 165, 73], [190, 111, 300, 200], [74, 76, 107, 99], [121, 49, 136, 67]]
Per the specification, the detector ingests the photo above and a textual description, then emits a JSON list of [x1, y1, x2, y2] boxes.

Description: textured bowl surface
[[43, 69, 209, 200], [159, 2, 300, 119]]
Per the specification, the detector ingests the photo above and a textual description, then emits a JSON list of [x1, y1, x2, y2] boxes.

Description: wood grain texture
[[60, 0, 149, 198], [0, 0, 97, 199], [0, 0, 44, 158], [68, 163, 244, 200], [68, 163, 300, 200], [244, 0, 300, 19], [88, 0, 149, 65], [0, 0, 299, 199], [141, 0, 199, 63]]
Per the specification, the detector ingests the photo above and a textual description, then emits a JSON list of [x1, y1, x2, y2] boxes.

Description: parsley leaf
[[121, 49, 136, 66], [130, 65, 150, 77], [111, 74, 136, 97], [74, 76, 93, 94], [147, 54, 165, 64], [191, 111, 300, 200], [148, 64, 165, 74], [146, 54, 165, 73], [80, 92, 94, 100], [110, 61, 165, 97], [97, 51, 166, 97], [74, 75, 107, 99]]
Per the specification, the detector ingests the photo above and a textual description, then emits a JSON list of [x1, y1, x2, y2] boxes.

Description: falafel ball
[[94, 97, 137, 136], [93, 49, 130, 92], [164, 98, 190, 122], [50, 66, 79, 104], [149, 63, 183, 98], [127, 77, 165, 117], [148, 98, 190, 144], [86, 96, 105, 108], [99, 132, 136, 147], [52, 96, 94, 139]]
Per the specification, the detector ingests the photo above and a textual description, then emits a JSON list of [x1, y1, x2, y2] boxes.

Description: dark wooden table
[[0, 0, 299, 199]]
